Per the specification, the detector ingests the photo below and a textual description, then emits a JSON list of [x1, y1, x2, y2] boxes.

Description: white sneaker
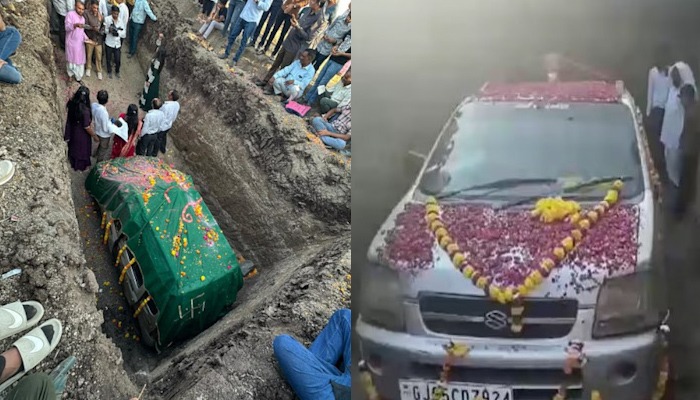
[[97, 72, 103, 80], [85, 69, 91, 77]]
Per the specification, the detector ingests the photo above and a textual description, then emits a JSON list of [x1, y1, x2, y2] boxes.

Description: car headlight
[[593, 270, 665, 338], [359, 264, 405, 332]]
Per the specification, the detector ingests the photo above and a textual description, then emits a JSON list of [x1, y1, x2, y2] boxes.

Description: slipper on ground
[[0, 301, 44, 341], [0, 319, 63, 394], [0, 160, 16, 186]]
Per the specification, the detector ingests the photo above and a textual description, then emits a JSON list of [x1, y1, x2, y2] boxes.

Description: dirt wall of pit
[[131, 1, 350, 268], [0, 2, 137, 399]]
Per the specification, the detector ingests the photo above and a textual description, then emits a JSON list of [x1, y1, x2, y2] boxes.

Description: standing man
[[661, 64, 695, 207], [65, 1, 93, 83], [310, 2, 349, 71], [137, 98, 165, 156], [646, 45, 670, 174], [677, 84, 700, 217], [221, 0, 245, 36], [257, 0, 307, 57], [53, 0, 76, 50], [104, 5, 126, 79], [115, 0, 129, 47], [218, 0, 272, 67], [262, 49, 316, 103], [91, 90, 119, 162], [157, 90, 180, 155], [127, 0, 157, 58], [84, 0, 104, 80], [255, 0, 323, 86]]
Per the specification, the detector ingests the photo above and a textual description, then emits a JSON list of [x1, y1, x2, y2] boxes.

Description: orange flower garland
[[424, 180, 625, 305]]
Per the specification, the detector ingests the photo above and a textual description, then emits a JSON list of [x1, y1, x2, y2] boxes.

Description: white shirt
[[646, 67, 670, 116], [117, 2, 129, 28], [53, 0, 76, 16], [104, 15, 127, 48], [660, 86, 684, 150], [159, 101, 180, 131], [99, 0, 109, 20], [91, 103, 118, 139], [141, 109, 165, 136]]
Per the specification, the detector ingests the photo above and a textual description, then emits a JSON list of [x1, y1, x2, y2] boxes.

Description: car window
[[419, 102, 644, 199]]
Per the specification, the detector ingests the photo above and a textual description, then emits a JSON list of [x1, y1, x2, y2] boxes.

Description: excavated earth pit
[[0, 0, 350, 398]]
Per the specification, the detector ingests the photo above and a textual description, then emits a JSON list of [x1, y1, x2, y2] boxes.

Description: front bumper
[[357, 316, 663, 400]]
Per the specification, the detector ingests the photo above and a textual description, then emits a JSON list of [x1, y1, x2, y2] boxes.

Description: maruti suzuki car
[[357, 81, 667, 400]]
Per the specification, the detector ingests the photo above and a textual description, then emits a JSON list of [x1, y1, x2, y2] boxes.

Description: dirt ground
[[0, 0, 350, 398]]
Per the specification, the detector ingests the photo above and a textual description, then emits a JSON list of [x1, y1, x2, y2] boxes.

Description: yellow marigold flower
[[561, 237, 574, 251], [553, 247, 566, 260]]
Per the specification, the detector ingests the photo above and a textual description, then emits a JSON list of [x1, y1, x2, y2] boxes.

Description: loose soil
[[0, 0, 350, 398]]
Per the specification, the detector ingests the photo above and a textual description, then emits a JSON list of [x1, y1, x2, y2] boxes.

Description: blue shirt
[[131, 0, 157, 24], [239, 0, 272, 24], [273, 60, 316, 91]]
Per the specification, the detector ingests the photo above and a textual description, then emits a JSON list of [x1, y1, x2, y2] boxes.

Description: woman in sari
[[64, 85, 99, 171], [111, 104, 142, 158], [139, 33, 166, 111]]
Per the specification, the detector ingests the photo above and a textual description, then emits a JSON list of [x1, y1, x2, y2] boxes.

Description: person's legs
[[129, 20, 144, 56], [309, 309, 351, 372], [204, 21, 223, 38], [312, 51, 327, 71], [320, 135, 346, 150], [147, 134, 159, 156], [250, 8, 271, 45], [311, 116, 335, 133], [665, 146, 682, 187], [105, 45, 114, 74], [221, 0, 236, 34], [85, 43, 95, 74], [157, 129, 169, 154], [272, 77, 286, 94], [135, 135, 147, 155], [262, 10, 286, 52], [273, 335, 341, 400], [96, 137, 111, 162], [113, 46, 122, 75], [271, 15, 291, 57], [222, 17, 245, 57], [223, 0, 245, 35], [5, 373, 56, 400], [0, 62, 21, 84], [57, 14, 66, 50], [94, 43, 103, 74], [319, 97, 338, 114], [198, 22, 209, 35], [232, 20, 257, 62], [0, 26, 22, 61], [305, 60, 342, 105], [261, 48, 288, 82]]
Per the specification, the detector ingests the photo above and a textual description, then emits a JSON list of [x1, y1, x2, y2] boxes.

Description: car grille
[[411, 364, 583, 400], [418, 292, 578, 339]]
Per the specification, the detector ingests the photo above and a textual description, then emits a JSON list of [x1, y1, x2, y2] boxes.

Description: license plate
[[399, 379, 513, 400]]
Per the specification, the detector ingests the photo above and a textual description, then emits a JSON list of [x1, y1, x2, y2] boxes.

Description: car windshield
[[418, 102, 644, 200]]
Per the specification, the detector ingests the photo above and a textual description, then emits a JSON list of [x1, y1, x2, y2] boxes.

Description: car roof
[[476, 81, 622, 104]]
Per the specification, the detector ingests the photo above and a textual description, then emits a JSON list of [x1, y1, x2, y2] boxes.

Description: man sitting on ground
[[136, 98, 164, 156], [262, 48, 316, 103], [315, 68, 350, 114], [310, 102, 350, 150], [273, 309, 351, 400], [0, 11, 22, 84], [197, 0, 227, 39]]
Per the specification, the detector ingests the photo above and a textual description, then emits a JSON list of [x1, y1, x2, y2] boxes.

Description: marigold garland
[[115, 244, 128, 267], [103, 220, 113, 245], [133, 295, 153, 318], [119, 257, 137, 284], [424, 180, 625, 306]]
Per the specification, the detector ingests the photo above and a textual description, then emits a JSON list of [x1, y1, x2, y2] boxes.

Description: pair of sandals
[[0, 301, 62, 393]]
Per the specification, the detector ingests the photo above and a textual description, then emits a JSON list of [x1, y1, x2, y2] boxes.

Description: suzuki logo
[[484, 310, 509, 330]]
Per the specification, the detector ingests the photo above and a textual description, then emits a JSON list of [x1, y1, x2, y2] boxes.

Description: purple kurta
[[65, 11, 88, 65]]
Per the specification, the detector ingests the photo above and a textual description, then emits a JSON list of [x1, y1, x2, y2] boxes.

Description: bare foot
[[0, 348, 22, 383]]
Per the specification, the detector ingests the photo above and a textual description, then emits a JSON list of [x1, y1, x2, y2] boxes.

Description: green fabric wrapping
[[85, 157, 244, 349]]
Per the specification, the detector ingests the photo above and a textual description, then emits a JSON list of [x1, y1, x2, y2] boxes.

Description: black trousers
[[262, 12, 291, 56], [136, 134, 159, 156], [157, 129, 170, 154], [105, 45, 122, 74], [57, 14, 66, 50], [312, 51, 329, 71], [252, 1, 283, 46]]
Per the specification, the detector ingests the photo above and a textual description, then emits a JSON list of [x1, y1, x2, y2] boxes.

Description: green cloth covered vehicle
[[85, 157, 244, 351]]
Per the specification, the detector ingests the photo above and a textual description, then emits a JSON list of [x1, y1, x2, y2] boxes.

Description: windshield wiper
[[497, 176, 632, 210], [435, 178, 558, 200]]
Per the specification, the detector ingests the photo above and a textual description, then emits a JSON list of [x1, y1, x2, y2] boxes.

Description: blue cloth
[[311, 117, 346, 150], [305, 59, 343, 105], [273, 60, 315, 92], [273, 309, 352, 400], [130, 0, 157, 24], [224, 17, 258, 62], [128, 20, 144, 55], [0, 26, 22, 84], [222, 0, 245, 34], [239, 0, 272, 24]]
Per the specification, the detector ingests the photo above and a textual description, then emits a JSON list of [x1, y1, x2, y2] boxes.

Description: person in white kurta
[[661, 63, 696, 187]]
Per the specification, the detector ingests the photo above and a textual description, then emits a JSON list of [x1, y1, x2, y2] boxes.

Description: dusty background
[[353, 0, 700, 398]]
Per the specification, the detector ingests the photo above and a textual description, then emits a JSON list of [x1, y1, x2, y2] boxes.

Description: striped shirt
[[331, 104, 351, 135]]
